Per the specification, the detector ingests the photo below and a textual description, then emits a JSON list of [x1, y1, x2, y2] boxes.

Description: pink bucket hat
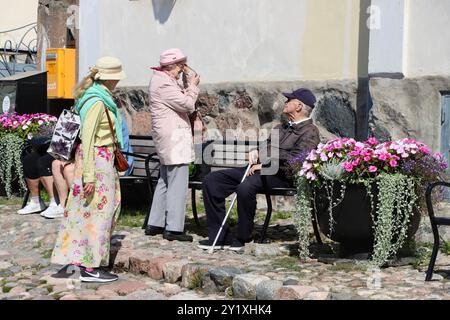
[[159, 48, 187, 66]]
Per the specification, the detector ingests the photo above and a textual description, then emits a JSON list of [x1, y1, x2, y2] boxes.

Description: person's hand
[[247, 164, 262, 176], [248, 149, 259, 164], [189, 74, 200, 86], [83, 182, 94, 196]]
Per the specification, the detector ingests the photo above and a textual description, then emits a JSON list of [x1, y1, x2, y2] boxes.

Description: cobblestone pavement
[[0, 202, 449, 300]]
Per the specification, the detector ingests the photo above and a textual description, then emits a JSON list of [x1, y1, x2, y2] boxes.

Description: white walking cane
[[209, 162, 253, 254]]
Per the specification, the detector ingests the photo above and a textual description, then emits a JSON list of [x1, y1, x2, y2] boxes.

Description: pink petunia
[[320, 153, 328, 161], [389, 159, 398, 167], [302, 162, 313, 170], [367, 137, 378, 145], [369, 166, 377, 173], [306, 172, 317, 181]]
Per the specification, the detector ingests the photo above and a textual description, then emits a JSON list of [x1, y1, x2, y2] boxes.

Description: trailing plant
[[0, 133, 27, 197], [0, 112, 57, 198], [290, 137, 447, 266]]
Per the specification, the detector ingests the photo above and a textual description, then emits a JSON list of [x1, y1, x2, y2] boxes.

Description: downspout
[[356, 0, 372, 141]]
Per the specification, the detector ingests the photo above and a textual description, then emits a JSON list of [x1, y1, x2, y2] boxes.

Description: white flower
[[38, 120, 43, 125], [22, 125, 28, 130]]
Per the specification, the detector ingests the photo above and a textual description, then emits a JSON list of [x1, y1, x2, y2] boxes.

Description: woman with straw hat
[[51, 56, 126, 283]]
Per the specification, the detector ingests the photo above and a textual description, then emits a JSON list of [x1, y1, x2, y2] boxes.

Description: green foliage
[[117, 209, 146, 228], [441, 241, 450, 255], [295, 173, 418, 267], [188, 269, 203, 289], [0, 133, 27, 197], [370, 174, 417, 266], [271, 256, 304, 272], [294, 177, 313, 260]]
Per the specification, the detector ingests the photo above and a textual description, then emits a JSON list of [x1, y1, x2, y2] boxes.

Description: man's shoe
[[163, 230, 193, 242], [79, 268, 118, 283], [42, 204, 64, 219], [197, 239, 231, 250], [144, 225, 165, 236], [17, 201, 45, 215], [226, 239, 245, 252]]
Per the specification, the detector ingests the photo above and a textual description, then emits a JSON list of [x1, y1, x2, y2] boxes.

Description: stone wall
[[368, 76, 450, 152], [116, 76, 450, 212], [115, 80, 358, 142]]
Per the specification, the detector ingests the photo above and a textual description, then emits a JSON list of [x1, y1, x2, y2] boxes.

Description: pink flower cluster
[[299, 137, 446, 182], [0, 112, 57, 139]]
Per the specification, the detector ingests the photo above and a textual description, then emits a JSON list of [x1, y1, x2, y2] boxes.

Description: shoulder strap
[[103, 105, 120, 152]]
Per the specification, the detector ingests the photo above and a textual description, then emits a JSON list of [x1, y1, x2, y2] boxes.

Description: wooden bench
[[120, 135, 158, 209], [141, 139, 323, 244]]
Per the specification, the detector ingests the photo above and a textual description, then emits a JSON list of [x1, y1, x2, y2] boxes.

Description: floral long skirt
[[51, 145, 121, 268]]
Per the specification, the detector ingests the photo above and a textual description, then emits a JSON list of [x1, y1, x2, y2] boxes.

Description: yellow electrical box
[[46, 48, 76, 99]]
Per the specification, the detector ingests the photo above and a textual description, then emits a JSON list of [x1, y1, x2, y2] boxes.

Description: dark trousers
[[202, 167, 291, 243]]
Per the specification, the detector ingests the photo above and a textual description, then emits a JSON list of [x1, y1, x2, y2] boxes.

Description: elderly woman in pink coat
[[145, 48, 200, 242]]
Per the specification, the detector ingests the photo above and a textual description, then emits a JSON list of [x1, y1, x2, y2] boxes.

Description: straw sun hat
[[92, 56, 126, 80]]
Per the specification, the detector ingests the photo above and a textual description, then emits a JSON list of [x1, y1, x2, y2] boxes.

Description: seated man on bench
[[197, 88, 320, 252]]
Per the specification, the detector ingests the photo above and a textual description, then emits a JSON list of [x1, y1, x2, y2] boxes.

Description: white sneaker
[[40, 202, 57, 217], [17, 201, 45, 215], [42, 204, 64, 219]]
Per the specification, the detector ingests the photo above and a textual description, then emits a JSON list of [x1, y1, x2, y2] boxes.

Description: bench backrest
[[128, 135, 159, 178], [201, 140, 258, 170], [128, 135, 260, 180]]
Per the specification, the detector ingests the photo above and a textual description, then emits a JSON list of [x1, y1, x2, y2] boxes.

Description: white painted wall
[[80, 0, 309, 86], [368, 0, 405, 75], [79, 0, 360, 86], [0, 0, 38, 51], [405, 0, 450, 77]]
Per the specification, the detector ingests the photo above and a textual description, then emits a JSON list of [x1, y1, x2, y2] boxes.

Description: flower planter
[[313, 183, 421, 258]]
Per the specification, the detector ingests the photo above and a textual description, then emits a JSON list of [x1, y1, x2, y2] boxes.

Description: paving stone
[[59, 294, 78, 300], [159, 283, 182, 297], [283, 278, 299, 285], [124, 289, 166, 300], [274, 285, 318, 300], [232, 274, 271, 299], [254, 244, 281, 257], [129, 255, 174, 280], [0, 261, 13, 270], [0, 250, 11, 260], [209, 267, 244, 291], [181, 264, 212, 289], [32, 295, 56, 300], [169, 292, 204, 300], [256, 280, 283, 300], [304, 291, 330, 300], [9, 286, 26, 295], [163, 260, 188, 283], [96, 280, 148, 296], [1, 202, 450, 301]]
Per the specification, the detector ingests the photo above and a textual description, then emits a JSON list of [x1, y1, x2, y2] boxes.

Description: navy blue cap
[[282, 88, 316, 108]]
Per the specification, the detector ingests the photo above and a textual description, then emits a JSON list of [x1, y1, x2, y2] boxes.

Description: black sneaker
[[51, 264, 84, 279], [163, 230, 193, 242], [79, 268, 119, 283], [197, 239, 231, 250], [145, 225, 165, 236], [226, 239, 245, 252]]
